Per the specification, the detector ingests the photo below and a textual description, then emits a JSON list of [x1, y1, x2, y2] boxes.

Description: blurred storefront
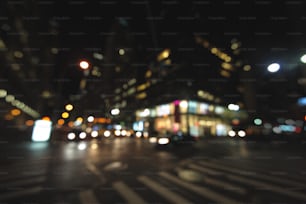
[[134, 99, 248, 138]]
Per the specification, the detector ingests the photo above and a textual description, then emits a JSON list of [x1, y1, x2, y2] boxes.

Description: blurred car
[[154, 132, 197, 148], [228, 129, 247, 138], [66, 128, 101, 141], [66, 128, 87, 141]]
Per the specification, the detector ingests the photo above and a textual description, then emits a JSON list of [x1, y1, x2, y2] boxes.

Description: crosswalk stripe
[[196, 162, 306, 201], [185, 163, 219, 175], [138, 175, 192, 204], [85, 162, 106, 184], [226, 173, 306, 201], [211, 159, 306, 186], [185, 165, 247, 195], [112, 181, 147, 204], [0, 186, 43, 201], [159, 172, 242, 204], [79, 190, 100, 204], [220, 156, 306, 180], [199, 161, 306, 188]]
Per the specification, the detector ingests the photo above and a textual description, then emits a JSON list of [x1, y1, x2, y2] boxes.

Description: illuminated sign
[[31, 120, 52, 142], [157, 104, 170, 116], [215, 106, 225, 114], [94, 117, 111, 124], [199, 103, 209, 114], [188, 101, 197, 113], [298, 97, 306, 106], [133, 121, 144, 131]]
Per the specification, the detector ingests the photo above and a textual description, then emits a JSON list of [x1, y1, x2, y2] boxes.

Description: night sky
[[1, 0, 306, 121]]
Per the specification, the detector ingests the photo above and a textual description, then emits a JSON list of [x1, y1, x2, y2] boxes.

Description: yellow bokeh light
[[119, 48, 125, 55], [231, 43, 239, 50], [221, 62, 233, 71], [179, 100, 188, 109], [11, 108, 21, 116], [220, 70, 231, 78], [224, 56, 232, 62], [65, 104, 73, 111], [136, 92, 147, 99], [243, 65, 252, 71], [61, 112, 69, 119], [76, 117, 83, 122], [219, 53, 227, 60], [211, 47, 218, 54], [162, 50, 169, 58], [137, 83, 147, 92], [165, 59, 171, 65], [0, 89, 7, 98], [145, 70, 152, 78], [14, 51, 24, 58], [157, 49, 170, 61]]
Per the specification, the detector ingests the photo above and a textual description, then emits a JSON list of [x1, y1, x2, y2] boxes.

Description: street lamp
[[79, 60, 91, 77], [78, 59, 91, 93], [111, 108, 120, 116], [79, 60, 90, 70]]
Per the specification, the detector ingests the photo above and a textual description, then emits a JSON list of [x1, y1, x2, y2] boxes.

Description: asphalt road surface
[[1, 137, 306, 204]]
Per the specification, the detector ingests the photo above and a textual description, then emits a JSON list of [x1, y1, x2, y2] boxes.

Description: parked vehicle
[[155, 132, 197, 148]]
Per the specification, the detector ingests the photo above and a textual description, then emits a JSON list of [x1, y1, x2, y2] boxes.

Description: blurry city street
[[1, 0, 306, 203], [1, 137, 306, 204]]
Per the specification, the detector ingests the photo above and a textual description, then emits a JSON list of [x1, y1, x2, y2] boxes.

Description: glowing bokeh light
[[79, 60, 89, 69], [267, 63, 280, 73], [65, 104, 73, 111]]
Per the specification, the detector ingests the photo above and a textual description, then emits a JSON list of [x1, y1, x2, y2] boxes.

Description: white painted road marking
[[85, 162, 106, 184], [198, 161, 306, 201], [159, 171, 242, 204], [209, 159, 306, 188], [138, 175, 192, 204], [185, 165, 247, 195]]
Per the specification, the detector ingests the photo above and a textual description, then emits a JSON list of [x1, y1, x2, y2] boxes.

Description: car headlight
[[67, 132, 76, 140], [114, 130, 121, 136], [91, 130, 99, 138], [104, 130, 111, 137], [135, 131, 142, 138], [149, 137, 157, 143], [158, 138, 170, 145], [79, 132, 87, 139], [228, 130, 236, 137], [238, 130, 246, 137]]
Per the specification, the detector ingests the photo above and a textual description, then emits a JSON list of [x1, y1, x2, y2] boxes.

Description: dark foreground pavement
[[0, 136, 306, 204]]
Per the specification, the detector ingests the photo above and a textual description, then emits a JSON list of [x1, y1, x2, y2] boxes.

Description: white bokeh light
[[300, 54, 306, 64], [267, 63, 280, 73]]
